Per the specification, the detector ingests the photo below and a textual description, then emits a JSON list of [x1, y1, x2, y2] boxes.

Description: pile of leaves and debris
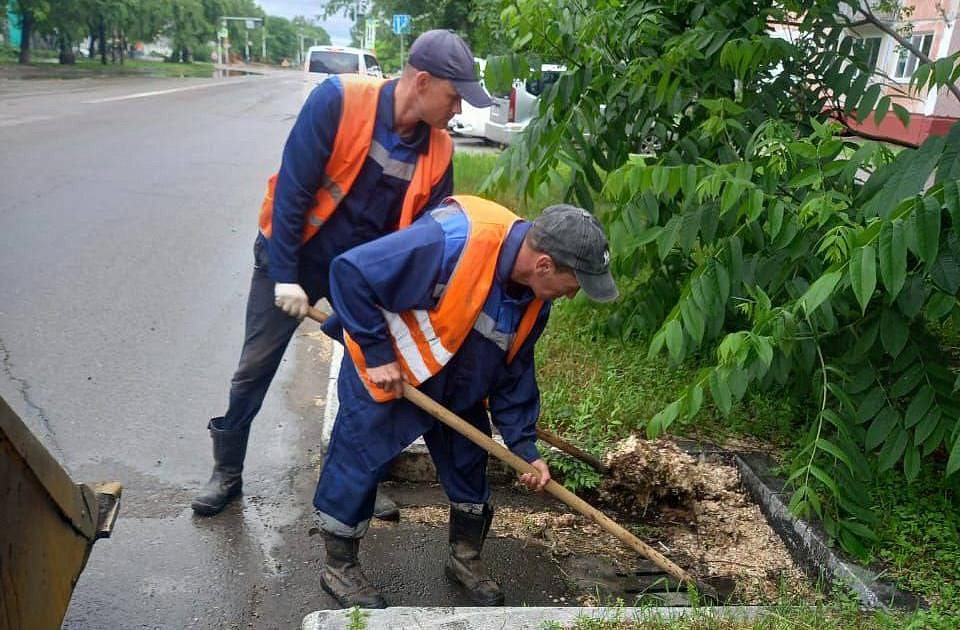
[[376, 437, 809, 602], [598, 436, 808, 601]]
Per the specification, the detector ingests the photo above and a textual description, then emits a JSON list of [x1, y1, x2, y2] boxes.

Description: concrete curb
[[734, 452, 920, 610], [320, 341, 342, 451], [301, 605, 769, 630]]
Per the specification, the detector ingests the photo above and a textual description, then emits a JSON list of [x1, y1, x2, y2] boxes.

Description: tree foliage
[[324, 0, 507, 71], [484, 0, 960, 557], [6, 0, 326, 65]]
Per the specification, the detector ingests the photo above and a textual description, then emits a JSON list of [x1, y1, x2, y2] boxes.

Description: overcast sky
[[255, 1, 354, 45]]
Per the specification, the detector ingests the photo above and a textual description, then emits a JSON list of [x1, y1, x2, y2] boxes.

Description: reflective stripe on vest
[[257, 75, 453, 243], [344, 195, 545, 402]]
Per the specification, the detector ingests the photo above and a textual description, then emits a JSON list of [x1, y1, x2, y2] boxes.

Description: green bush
[[484, 0, 960, 561]]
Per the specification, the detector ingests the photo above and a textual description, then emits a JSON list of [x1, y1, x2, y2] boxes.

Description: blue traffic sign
[[392, 14, 411, 35]]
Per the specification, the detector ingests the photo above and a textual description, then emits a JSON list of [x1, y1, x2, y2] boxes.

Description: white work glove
[[274, 282, 309, 319]]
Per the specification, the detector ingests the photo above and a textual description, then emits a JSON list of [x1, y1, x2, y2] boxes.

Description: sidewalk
[[302, 606, 768, 629]]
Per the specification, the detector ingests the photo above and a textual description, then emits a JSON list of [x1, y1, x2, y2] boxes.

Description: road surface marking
[[83, 79, 255, 104]]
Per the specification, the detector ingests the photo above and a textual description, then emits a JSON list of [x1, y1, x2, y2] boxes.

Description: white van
[[302, 45, 382, 102], [485, 64, 564, 146]]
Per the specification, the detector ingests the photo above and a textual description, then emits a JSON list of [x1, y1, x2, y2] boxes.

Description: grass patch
[[543, 596, 937, 628], [0, 45, 19, 63], [871, 470, 960, 617], [0, 55, 215, 78], [533, 297, 805, 451], [452, 151, 569, 216]]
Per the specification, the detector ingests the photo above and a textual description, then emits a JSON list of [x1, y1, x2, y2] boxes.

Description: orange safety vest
[[344, 195, 545, 402], [258, 75, 453, 243]]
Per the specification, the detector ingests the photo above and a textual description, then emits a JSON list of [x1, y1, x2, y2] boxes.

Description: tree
[[11, 0, 50, 63], [323, 0, 508, 71], [168, 0, 208, 62], [484, 0, 960, 556], [292, 15, 331, 51], [264, 15, 296, 64]]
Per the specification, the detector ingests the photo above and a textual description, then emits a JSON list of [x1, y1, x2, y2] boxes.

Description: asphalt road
[[0, 70, 343, 628], [1, 71, 577, 629]]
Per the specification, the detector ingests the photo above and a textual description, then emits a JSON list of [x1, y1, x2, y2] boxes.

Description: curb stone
[[301, 605, 768, 630], [320, 340, 342, 450], [734, 452, 921, 610]]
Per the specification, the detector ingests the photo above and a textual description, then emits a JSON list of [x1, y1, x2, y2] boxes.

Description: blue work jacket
[[262, 76, 454, 292], [324, 203, 551, 465]]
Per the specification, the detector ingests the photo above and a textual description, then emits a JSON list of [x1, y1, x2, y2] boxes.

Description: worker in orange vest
[[193, 31, 493, 518], [315, 196, 618, 608]]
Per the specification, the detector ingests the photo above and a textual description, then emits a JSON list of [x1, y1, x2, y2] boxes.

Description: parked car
[[302, 45, 382, 102], [485, 64, 564, 146], [448, 58, 491, 139]]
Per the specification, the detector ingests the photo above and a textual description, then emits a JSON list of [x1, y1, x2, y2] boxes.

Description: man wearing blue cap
[[193, 31, 493, 521]]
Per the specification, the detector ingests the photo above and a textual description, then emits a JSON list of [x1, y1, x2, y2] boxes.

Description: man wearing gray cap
[[193, 30, 492, 521], [313, 195, 617, 608]]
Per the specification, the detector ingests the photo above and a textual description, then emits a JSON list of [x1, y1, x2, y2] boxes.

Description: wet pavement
[[0, 71, 630, 629]]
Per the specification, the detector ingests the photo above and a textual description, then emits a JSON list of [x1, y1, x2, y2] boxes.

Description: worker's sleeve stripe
[[320, 174, 344, 203]]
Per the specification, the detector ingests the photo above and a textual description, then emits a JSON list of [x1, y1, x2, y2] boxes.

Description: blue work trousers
[[313, 352, 492, 537], [221, 238, 327, 432]]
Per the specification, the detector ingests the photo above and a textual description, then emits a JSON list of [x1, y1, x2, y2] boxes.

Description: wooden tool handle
[[401, 383, 698, 588], [536, 427, 610, 474], [307, 307, 329, 323]]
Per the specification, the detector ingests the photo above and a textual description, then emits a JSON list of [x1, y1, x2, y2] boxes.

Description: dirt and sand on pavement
[[379, 436, 810, 604]]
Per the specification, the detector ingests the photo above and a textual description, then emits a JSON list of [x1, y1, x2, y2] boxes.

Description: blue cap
[[408, 29, 493, 108], [529, 205, 619, 303]]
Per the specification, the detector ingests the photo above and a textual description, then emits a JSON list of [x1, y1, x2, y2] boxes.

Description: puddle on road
[[213, 69, 257, 78]]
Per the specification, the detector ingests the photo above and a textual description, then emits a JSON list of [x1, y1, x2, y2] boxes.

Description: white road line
[[82, 79, 254, 104]]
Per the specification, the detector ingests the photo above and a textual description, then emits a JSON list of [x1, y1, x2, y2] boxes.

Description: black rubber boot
[[373, 488, 400, 521], [191, 417, 249, 516], [444, 504, 505, 606], [319, 531, 387, 609]]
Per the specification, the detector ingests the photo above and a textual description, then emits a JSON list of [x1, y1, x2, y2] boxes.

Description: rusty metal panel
[[1, 435, 93, 629], [0, 396, 121, 630]]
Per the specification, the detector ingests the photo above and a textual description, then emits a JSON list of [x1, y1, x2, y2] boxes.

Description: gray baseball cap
[[408, 29, 493, 108], [529, 205, 619, 303]]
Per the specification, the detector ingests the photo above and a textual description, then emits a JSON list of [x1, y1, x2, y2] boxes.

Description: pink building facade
[[773, 0, 960, 144]]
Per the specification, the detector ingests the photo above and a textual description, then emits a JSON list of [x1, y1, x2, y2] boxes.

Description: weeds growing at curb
[[539, 586, 940, 629], [346, 606, 368, 630]]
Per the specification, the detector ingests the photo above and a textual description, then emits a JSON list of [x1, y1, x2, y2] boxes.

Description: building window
[[856, 36, 883, 70], [894, 33, 934, 79]]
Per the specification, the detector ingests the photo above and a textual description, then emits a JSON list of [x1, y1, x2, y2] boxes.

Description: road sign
[[392, 14, 411, 35]]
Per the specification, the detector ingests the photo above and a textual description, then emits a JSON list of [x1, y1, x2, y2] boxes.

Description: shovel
[[536, 427, 609, 474], [306, 307, 719, 599]]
